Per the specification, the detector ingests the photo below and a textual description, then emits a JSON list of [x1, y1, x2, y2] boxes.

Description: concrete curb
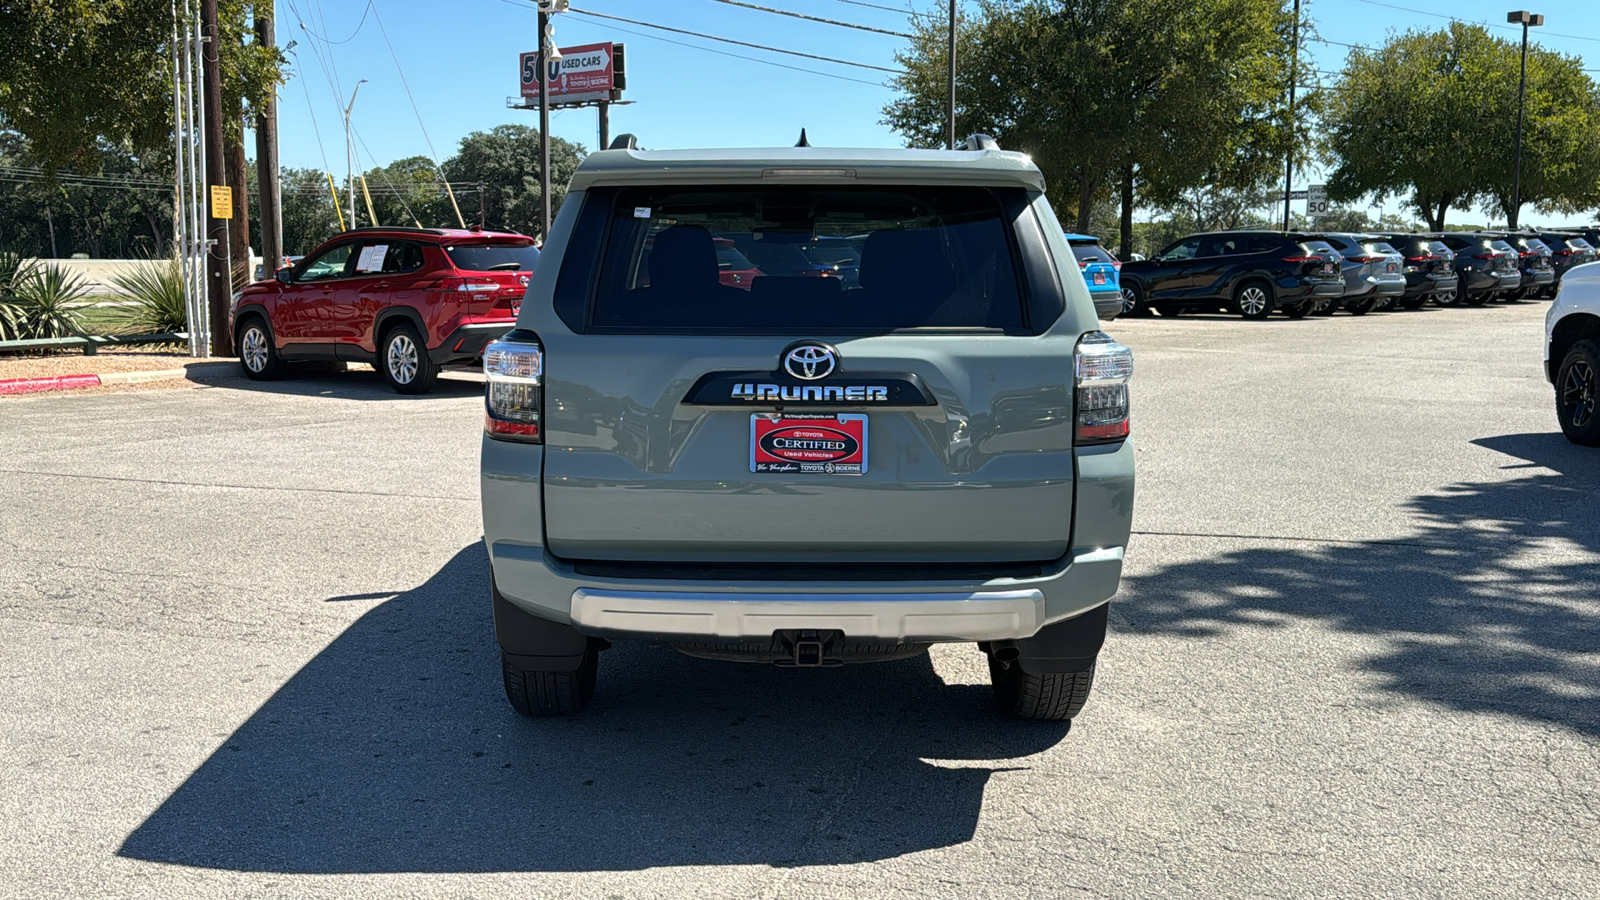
[[0, 361, 239, 395]]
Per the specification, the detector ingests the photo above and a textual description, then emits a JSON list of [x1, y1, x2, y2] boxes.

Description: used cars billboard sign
[[520, 42, 618, 101]]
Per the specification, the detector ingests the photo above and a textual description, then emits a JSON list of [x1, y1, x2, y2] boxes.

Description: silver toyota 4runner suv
[[480, 135, 1134, 721]]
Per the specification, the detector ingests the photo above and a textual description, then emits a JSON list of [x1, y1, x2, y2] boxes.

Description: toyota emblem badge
[[783, 342, 838, 381]]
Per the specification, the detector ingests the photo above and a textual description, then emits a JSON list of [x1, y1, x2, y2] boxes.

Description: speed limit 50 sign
[[1307, 184, 1329, 219]]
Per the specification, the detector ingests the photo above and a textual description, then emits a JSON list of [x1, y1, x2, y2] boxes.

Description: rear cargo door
[[538, 184, 1079, 564]]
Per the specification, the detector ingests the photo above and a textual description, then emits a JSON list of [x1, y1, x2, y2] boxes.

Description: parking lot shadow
[[201, 365, 484, 401], [118, 543, 1067, 874], [1120, 429, 1600, 737]]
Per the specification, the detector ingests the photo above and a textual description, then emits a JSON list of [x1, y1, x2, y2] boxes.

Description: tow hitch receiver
[[775, 630, 843, 667]]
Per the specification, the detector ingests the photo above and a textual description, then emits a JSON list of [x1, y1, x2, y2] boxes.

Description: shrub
[[111, 258, 189, 335], [0, 249, 26, 340], [6, 263, 90, 340]]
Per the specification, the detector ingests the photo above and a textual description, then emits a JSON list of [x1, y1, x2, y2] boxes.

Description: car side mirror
[[274, 268, 294, 285]]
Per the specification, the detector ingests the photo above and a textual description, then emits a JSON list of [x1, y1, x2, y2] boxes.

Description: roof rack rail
[[964, 134, 999, 151], [342, 226, 449, 235], [608, 133, 638, 150]]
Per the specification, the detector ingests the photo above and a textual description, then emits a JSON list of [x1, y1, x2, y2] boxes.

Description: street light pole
[[946, 0, 956, 150], [343, 79, 367, 232], [1507, 10, 1544, 230], [1282, 0, 1300, 231]]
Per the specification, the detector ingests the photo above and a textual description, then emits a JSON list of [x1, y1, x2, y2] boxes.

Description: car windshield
[[1571, 238, 1595, 251], [714, 241, 756, 271], [800, 238, 861, 268], [1490, 240, 1516, 254], [1429, 241, 1452, 256], [1071, 243, 1112, 264], [1300, 240, 1338, 256], [444, 242, 540, 272], [591, 185, 1027, 332], [1364, 242, 1397, 255]]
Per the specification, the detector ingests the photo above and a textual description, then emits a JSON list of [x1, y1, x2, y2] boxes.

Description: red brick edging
[[0, 374, 103, 395]]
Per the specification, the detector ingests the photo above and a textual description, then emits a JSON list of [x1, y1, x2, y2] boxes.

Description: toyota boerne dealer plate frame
[[750, 413, 868, 475]]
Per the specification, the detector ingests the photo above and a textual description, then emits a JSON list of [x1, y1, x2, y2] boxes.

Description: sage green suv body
[[480, 136, 1135, 720]]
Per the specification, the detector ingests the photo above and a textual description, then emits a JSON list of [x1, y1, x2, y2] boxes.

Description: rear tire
[[989, 658, 1096, 721], [378, 322, 439, 394], [1556, 339, 1600, 446], [1232, 281, 1274, 320], [1282, 301, 1312, 319], [1401, 296, 1427, 310], [503, 648, 598, 717], [236, 317, 284, 380], [1345, 297, 1378, 316], [1120, 284, 1149, 317], [1463, 290, 1489, 307], [1433, 288, 1461, 307]]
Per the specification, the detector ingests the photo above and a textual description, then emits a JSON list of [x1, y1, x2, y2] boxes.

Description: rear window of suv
[[588, 185, 1026, 332], [444, 242, 540, 272], [1070, 242, 1113, 264]]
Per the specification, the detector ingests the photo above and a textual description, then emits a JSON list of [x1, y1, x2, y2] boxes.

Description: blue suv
[[1066, 233, 1122, 318]]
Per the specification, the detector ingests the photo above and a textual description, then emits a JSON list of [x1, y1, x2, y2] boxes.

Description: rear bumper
[[1277, 278, 1344, 301], [1522, 270, 1555, 287], [482, 437, 1134, 642], [1370, 274, 1406, 296], [429, 321, 514, 364], [1089, 288, 1122, 320]]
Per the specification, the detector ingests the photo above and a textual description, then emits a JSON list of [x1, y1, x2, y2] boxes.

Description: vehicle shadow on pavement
[[1119, 430, 1600, 737], [202, 366, 484, 401], [118, 543, 1067, 873]]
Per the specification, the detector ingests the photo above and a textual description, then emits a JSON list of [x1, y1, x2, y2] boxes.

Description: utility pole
[[1508, 10, 1544, 229], [946, 0, 956, 149], [1282, 0, 1300, 232], [343, 79, 367, 232], [201, 0, 231, 356], [539, 9, 553, 242], [254, 4, 282, 272]]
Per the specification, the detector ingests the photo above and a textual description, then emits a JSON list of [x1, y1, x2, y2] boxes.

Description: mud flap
[[1014, 603, 1109, 673], [493, 582, 593, 672]]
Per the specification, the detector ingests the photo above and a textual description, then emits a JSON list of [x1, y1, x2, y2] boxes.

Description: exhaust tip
[[992, 644, 1020, 664]]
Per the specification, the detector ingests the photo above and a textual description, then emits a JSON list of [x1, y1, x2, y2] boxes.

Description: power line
[[493, 0, 891, 87], [565, 6, 904, 73], [1349, 0, 1600, 46], [828, 0, 909, 12], [296, 0, 373, 44], [704, 0, 913, 38]]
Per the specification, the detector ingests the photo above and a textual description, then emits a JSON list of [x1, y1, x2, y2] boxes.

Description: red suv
[[231, 227, 536, 393]]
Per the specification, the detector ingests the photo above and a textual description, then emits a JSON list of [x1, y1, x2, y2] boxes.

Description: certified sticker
[[751, 413, 867, 475]]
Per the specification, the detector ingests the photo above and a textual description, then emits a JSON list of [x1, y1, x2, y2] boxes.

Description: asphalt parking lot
[[2, 301, 1596, 899]]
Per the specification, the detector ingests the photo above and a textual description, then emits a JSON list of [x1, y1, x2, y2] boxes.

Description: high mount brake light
[[484, 338, 544, 443], [1074, 331, 1133, 445]]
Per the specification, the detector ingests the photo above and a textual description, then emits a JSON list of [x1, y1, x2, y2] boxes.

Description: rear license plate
[[1092, 272, 1107, 285], [1385, 262, 1397, 273], [752, 413, 867, 475], [1321, 263, 1335, 274]]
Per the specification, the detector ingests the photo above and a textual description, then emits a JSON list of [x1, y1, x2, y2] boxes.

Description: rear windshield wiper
[[488, 262, 522, 271]]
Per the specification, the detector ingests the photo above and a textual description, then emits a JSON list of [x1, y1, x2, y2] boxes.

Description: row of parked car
[[1064, 227, 1600, 321]]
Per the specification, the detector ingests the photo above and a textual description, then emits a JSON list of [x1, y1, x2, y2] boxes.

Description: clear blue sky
[[266, 0, 1600, 227]]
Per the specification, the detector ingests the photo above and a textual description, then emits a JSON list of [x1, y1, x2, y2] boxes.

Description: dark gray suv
[[479, 137, 1135, 721]]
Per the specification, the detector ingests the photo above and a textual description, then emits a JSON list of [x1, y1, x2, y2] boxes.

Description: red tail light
[[1074, 332, 1133, 445], [1282, 255, 1314, 262], [1406, 255, 1431, 262], [484, 337, 544, 444], [1473, 252, 1495, 260], [1343, 255, 1380, 263], [1111, 259, 1122, 270]]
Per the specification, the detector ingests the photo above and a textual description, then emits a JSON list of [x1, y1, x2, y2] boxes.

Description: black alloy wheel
[[1557, 340, 1600, 446]]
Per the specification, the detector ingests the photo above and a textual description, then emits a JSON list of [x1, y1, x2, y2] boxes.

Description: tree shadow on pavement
[[118, 543, 1067, 874], [1119, 430, 1600, 737]]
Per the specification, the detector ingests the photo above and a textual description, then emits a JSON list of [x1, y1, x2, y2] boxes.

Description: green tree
[[0, 1, 282, 174], [884, 0, 1300, 252], [1322, 23, 1600, 229], [442, 125, 585, 238]]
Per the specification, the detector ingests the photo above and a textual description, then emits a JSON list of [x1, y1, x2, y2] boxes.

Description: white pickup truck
[[1546, 261, 1600, 444]]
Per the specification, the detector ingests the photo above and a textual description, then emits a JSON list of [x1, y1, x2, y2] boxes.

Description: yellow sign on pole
[[210, 185, 234, 219]]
